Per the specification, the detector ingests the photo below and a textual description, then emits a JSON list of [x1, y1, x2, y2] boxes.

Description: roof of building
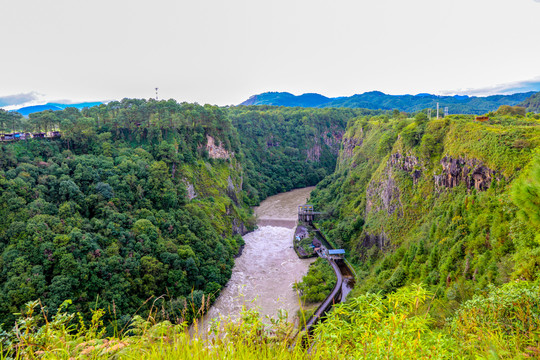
[[328, 249, 345, 255]]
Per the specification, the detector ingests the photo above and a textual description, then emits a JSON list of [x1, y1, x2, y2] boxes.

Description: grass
[[2, 282, 538, 359]]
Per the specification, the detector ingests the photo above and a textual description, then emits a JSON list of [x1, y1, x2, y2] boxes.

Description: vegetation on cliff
[[0, 99, 251, 329], [311, 111, 540, 309], [1, 100, 539, 358]]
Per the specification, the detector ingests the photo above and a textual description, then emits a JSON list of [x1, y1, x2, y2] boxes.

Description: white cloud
[[0, 92, 41, 107], [440, 77, 540, 96]]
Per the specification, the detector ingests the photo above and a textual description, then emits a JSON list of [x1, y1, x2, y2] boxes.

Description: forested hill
[[0, 99, 255, 328], [241, 91, 536, 114]]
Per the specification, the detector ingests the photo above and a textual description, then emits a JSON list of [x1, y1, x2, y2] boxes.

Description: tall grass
[[1, 282, 538, 359]]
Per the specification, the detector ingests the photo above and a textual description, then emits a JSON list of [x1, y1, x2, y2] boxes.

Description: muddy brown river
[[195, 187, 316, 333]]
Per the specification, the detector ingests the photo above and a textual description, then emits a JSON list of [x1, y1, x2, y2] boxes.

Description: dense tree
[[0, 100, 250, 328]]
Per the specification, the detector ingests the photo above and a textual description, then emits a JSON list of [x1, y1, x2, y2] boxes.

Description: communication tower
[[444, 107, 449, 117], [436, 102, 439, 119], [155, 88, 159, 100], [428, 109, 432, 119]]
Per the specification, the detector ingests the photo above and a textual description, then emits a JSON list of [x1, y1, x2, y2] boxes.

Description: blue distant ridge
[[239, 91, 537, 115], [14, 102, 102, 116]]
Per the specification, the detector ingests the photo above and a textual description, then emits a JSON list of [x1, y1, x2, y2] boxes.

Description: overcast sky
[[1, 0, 540, 108]]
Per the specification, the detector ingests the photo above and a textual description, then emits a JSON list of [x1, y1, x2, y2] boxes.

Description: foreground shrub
[[2, 282, 539, 359]]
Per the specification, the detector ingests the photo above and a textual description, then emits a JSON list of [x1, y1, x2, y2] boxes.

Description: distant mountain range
[[240, 91, 539, 114], [14, 102, 102, 116]]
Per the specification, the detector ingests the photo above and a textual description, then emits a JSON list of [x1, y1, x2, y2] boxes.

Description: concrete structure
[[298, 204, 323, 223], [298, 204, 314, 222], [327, 249, 345, 259]]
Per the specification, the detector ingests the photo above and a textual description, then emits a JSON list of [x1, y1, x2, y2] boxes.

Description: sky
[[1, 0, 540, 108]]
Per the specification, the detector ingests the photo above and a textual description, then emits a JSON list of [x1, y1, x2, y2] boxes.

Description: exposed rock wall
[[435, 156, 497, 191], [306, 130, 344, 162], [185, 180, 197, 200], [341, 137, 363, 159], [307, 144, 321, 162], [362, 231, 389, 250], [323, 130, 344, 149], [227, 175, 240, 205], [206, 135, 232, 159], [388, 152, 422, 184], [366, 166, 403, 217], [232, 218, 247, 235]]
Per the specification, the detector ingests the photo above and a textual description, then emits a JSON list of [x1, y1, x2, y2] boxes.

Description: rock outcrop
[[323, 130, 344, 149], [306, 130, 344, 162], [365, 166, 403, 217], [307, 144, 321, 162], [185, 181, 197, 200], [341, 136, 363, 159], [435, 156, 497, 191], [206, 135, 231, 159], [361, 231, 389, 250], [232, 218, 247, 235], [388, 152, 422, 183], [227, 175, 240, 205]]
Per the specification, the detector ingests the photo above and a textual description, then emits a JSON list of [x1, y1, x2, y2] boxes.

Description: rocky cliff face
[[185, 180, 197, 200], [306, 130, 344, 162], [388, 152, 423, 184], [435, 156, 497, 191], [365, 152, 420, 218], [206, 135, 232, 159], [323, 130, 344, 149], [227, 175, 240, 205], [307, 144, 322, 162], [340, 128, 363, 160], [342, 137, 363, 160], [361, 231, 389, 250], [365, 166, 403, 218]]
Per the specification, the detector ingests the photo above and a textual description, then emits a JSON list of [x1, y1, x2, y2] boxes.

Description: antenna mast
[[155, 88, 159, 100]]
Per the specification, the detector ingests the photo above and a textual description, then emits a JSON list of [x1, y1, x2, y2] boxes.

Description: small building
[[33, 132, 45, 138], [327, 249, 346, 259], [295, 226, 309, 240], [475, 116, 489, 122]]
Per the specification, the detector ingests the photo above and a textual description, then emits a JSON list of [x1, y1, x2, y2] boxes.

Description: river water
[[195, 187, 316, 333]]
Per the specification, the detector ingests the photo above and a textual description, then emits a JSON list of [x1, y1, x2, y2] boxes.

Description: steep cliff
[[311, 113, 540, 298]]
